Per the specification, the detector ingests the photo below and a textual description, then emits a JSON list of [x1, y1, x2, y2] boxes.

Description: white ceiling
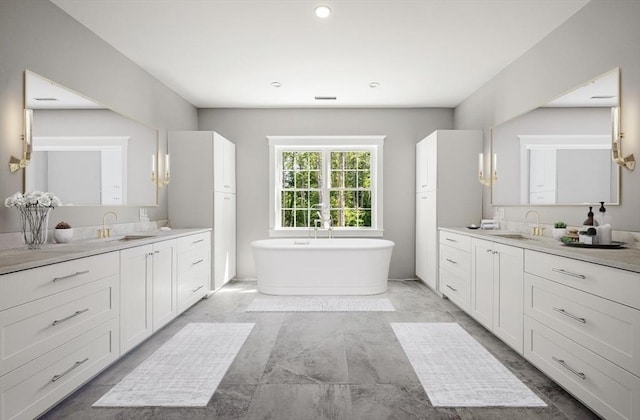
[[51, 0, 590, 109]]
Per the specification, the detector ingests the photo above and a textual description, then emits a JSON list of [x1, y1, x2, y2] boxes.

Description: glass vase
[[17, 206, 51, 249]]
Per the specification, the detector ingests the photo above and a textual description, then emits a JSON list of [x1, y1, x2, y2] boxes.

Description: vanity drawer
[[0, 318, 119, 420], [524, 250, 640, 309], [440, 267, 470, 312], [0, 252, 119, 310], [525, 273, 640, 376], [524, 316, 640, 420], [439, 245, 471, 277], [177, 247, 209, 312], [0, 275, 118, 376], [439, 231, 471, 252], [177, 232, 210, 255]]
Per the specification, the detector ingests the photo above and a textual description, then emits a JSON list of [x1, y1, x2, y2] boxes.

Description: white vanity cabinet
[[439, 231, 472, 311], [169, 131, 237, 291], [120, 239, 178, 354], [470, 238, 524, 353], [523, 250, 640, 420], [176, 232, 211, 313], [0, 253, 120, 420], [415, 130, 482, 292]]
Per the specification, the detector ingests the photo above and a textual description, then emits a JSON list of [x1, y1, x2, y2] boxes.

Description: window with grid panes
[[269, 136, 383, 234]]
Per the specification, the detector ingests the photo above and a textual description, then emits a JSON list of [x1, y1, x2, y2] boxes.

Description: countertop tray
[[562, 241, 625, 249]]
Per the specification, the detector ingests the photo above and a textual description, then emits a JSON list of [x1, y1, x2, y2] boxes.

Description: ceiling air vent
[[315, 96, 337, 100]]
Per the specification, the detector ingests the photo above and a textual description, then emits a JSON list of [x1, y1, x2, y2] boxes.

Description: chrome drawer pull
[[224, 184, 231, 188], [52, 270, 89, 282], [51, 358, 89, 382], [552, 307, 586, 323], [52, 308, 90, 326], [552, 356, 586, 380], [192, 259, 204, 266], [446, 258, 457, 264], [192, 239, 205, 244], [446, 285, 457, 292], [154, 250, 160, 254], [192, 285, 204, 293], [445, 238, 457, 242], [552, 268, 586, 279]]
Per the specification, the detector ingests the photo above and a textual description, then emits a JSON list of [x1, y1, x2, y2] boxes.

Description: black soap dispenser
[[583, 206, 596, 226]]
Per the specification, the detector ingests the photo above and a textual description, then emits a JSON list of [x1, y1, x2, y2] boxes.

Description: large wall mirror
[[24, 71, 158, 206], [491, 68, 620, 206]]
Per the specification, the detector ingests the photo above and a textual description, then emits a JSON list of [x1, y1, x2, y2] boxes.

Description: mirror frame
[[22, 70, 159, 207], [490, 67, 622, 206]]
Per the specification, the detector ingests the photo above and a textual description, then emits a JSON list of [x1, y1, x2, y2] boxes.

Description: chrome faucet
[[314, 213, 333, 239], [525, 210, 544, 236], [98, 211, 118, 238]]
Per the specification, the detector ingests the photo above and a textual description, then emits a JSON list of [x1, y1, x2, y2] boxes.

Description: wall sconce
[[8, 109, 33, 173], [479, 152, 497, 186], [151, 153, 170, 187], [611, 106, 635, 170]]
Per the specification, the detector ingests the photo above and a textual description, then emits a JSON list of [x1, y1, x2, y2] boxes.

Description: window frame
[[268, 135, 385, 237]]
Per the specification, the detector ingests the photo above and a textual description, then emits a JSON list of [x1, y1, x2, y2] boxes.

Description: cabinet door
[[493, 243, 524, 353], [424, 138, 437, 192], [416, 191, 437, 290], [416, 136, 437, 193], [120, 245, 153, 354], [415, 192, 427, 280], [214, 192, 236, 289], [214, 133, 236, 193], [471, 238, 494, 329], [152, 240, 177, 331]]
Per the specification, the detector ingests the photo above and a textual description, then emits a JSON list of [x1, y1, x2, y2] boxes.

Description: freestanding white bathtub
[[251, 238, 395, 295]]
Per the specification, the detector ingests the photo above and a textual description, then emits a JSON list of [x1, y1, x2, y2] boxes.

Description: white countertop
[[0, 228, 211, 276], [440, 227, 640, 274]]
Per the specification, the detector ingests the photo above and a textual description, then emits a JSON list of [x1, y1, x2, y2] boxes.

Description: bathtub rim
[[251, 238, 395, 251]]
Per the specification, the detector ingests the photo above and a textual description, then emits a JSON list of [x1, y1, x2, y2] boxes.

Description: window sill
[[268, 229, 384, 238]]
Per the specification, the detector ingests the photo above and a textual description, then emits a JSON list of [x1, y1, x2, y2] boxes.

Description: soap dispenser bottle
[[598, 201, 608, 226], [583, 206, 596, 226]]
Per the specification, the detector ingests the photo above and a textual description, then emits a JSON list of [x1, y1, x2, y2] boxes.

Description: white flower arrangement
[[4, 191, 62, 208], [5, 191, 62, 248]]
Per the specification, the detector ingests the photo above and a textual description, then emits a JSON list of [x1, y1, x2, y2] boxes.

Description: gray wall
[[454, 0, 640, 231], [0, 0, 197, 233], [198, 108, 454, 279]]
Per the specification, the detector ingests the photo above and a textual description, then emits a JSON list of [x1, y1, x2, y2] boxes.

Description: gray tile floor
[[42, 280, 600, 420]]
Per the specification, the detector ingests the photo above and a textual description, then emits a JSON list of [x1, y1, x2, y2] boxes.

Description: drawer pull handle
[[224, 185, 231, 188], [154, 250, 160, 254], [192, 285, 204, 293], [192, 239, 205, 244], [52, 270, 89, 282], [192, 259, 204, 266], [446, 285, 457, 292], [552, 356, 586, 380], [446, 258, 457, 264], [51, 357, 89, 382], [552, 307, 586, 324], [445, 238, 457, 242], [52, 308, 90, 326], [552, 268, 586, 279]]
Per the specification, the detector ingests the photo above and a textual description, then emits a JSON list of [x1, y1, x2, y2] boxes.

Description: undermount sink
[[490, 233, 537, 240], [117, 234, 157, 241]]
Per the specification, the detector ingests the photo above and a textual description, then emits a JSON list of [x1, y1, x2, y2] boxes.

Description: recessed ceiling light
[[271, 81, 281, 88], [314, 5, 331, 18], [369, 82, 380, 88]]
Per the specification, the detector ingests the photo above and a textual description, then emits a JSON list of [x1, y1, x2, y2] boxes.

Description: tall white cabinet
[[168, 131, 237, 291], [415, 130, 482, 292]]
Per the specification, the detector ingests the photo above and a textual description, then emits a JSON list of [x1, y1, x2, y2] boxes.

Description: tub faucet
[[98, 211, 118, 238], [525, 210, 544, 236]]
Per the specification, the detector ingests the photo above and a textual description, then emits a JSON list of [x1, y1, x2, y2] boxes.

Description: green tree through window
[[279, 150, 372, 228]]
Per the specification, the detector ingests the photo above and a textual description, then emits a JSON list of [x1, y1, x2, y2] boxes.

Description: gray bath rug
[[246, 296, 395, 312], [93, 323, 254, 407], [391, 322, 546, 407]]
